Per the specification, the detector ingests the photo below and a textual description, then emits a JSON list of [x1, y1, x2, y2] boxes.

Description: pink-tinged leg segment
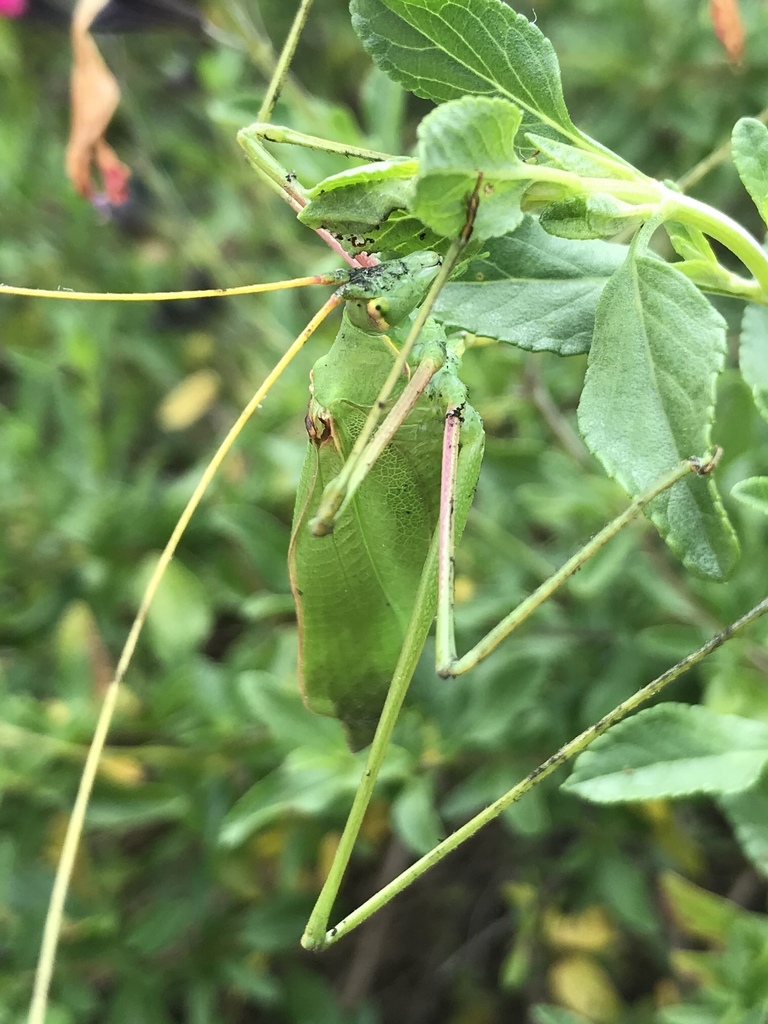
[[436, 404, 463, 674], [283, 187, 378, 270]]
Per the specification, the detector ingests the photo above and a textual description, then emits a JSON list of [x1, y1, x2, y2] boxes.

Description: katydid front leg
[[237, 122, 391, 269]]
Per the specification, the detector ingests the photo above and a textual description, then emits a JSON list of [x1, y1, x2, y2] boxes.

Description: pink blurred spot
[[0, 0, 27, 16], [100, 154, 131, 206]]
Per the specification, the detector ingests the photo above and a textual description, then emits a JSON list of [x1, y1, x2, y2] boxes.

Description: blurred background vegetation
[[2, 1, 768, 1022]]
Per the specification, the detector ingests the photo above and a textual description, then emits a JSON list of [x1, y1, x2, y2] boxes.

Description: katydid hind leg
[[300, 366, 484, 950], [436, 451, 722, 679]]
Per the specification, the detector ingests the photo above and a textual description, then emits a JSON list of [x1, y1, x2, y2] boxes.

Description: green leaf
[[304, 96, 531, 246], [563, 704, 768, 803], [721, 775, 768, 880], [732, 118, 768, 226], [660, 870, 768, 945], [433, 216, 625, 354], [577, 250, 738, 579], [236, 672, 346, 751], [351, 0, 580, 144], [414, 95, 526, 239], [740, 304, 768, 423], [526, 132, 637, 180], [132, 556, 214, 663], [218, 748, 359, 847], [665, 221, 717, 265], [86, 789, 188, 829], [238, 899, 311, 953], [283, 967, 354, 1024], [392, 775, 445, 854], [362, 210, 449, 256], [731, 476, 768, 518], [539, 193, 643, 240], [532, 1008, 592, 1024]]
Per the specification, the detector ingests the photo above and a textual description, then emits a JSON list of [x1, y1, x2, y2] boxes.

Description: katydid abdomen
[[287, 255, 484, 750]]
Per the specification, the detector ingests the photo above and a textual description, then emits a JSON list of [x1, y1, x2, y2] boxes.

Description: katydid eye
[[366, 297, 390, 331]]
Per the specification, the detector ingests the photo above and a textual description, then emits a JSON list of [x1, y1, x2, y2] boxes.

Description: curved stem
[[660, 189, 768, 297], [27, 294, 343, 1024]]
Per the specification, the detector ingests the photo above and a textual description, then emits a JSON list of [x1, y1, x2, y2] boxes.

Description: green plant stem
[[661, 189, 768, 297], [317, 595, 768, 949], [524, 167, 662, 204], [257, 0, 315, 123], [523, 165, 768, 301]]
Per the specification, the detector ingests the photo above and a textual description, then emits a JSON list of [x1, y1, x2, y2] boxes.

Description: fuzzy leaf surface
[[433, 216, 625, 354], [740, 303, 768, 423], [415, 96, 526, 239], [300, 160, 418, 239], [351, 0, 581, 145], [539, 193, 642, 240], [732, 117, 768, 225], [577, 251, 737, 579]]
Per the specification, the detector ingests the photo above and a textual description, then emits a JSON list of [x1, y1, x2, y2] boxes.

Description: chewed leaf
[[415, 96, 526, 239], [433, 216, 625, 355], [301, 161, 418, 238], [740, 302, 768, 423], [564, 704, 768, 803], [577, 250, 738, 580], [361, 211, 449, 257], [732, 118, 768, 226], [539, 194, 643, 240], [351, 0, 580, 145]]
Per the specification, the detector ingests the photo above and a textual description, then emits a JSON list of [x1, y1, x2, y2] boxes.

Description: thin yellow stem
[[28, 293, 342, 1024], [1, 274, 344, 303]]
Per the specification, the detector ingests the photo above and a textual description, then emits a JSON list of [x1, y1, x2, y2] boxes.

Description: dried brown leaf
[[66, 0, 131, 203], [709, 0, 745, 65]]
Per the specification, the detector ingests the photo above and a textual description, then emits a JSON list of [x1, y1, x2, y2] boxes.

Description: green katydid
[[7, 1, 768, 1018], [287, 250, 484, 752]]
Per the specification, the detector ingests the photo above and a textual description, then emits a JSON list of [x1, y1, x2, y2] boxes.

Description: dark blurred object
[[0, 0, 208, 33], [90, 0, 207, 34], [0, 0, 69, 25]]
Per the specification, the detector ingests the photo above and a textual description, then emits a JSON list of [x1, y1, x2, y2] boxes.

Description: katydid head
[[343, 251, 441, 333]]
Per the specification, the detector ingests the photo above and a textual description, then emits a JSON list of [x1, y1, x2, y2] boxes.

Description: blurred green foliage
[[1, 1, 768, 1022]]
